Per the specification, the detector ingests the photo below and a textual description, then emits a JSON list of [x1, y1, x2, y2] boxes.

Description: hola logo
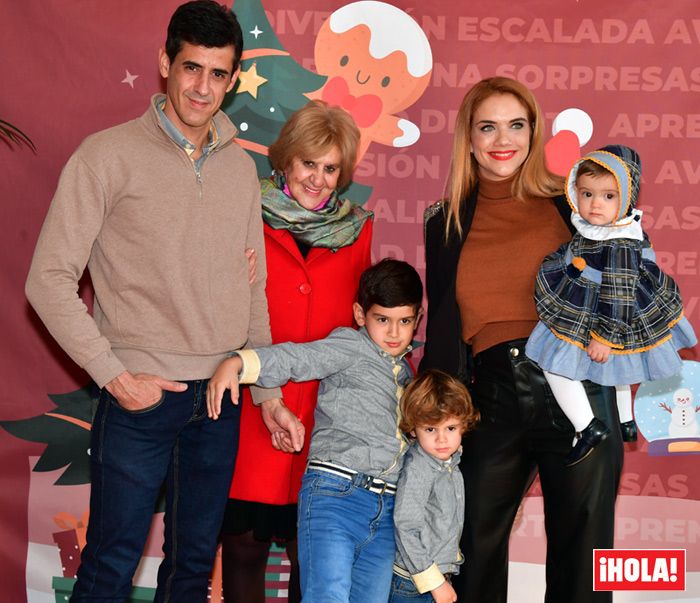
[[594, 549, 686, 591]]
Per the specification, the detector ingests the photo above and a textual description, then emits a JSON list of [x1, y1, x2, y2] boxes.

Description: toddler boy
[[390, 369, 479, 603]]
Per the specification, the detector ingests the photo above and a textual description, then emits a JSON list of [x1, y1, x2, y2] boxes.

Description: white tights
[[543, 370, 633, 432]]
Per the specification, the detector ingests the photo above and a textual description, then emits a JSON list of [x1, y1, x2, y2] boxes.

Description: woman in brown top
[[420, 77, 623, 603]]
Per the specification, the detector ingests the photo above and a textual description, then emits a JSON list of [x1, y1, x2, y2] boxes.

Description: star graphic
[[236, 63, 268, 99], [121, 69, 139, 88], [250, 25, 263, 39]]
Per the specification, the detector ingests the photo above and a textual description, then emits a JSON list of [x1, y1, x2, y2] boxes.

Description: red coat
[[229, 219, 373, 504]]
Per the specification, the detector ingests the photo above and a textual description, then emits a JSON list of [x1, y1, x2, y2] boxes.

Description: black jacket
[[419, 185, 573, 383]]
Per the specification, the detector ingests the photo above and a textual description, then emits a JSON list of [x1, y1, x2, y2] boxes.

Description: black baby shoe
[[565, 418, 611, 467], [620, 420, 638, 442]]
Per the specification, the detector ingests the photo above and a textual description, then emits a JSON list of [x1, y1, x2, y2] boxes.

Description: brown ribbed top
[[456, 177, 571, 356]]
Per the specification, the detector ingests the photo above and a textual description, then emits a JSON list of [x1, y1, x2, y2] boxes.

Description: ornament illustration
[[222, 0, 327, 178], [634, 361, 700, 455], [545, 107, 594, 176]]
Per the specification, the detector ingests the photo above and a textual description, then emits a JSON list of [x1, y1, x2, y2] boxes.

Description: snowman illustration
[[659, 388, 700, 438]]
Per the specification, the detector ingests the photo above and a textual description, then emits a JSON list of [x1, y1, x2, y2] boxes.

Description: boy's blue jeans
[[71, 381, 240, 603], [297, 469, 395, 602], [388, 573, 436, 602]]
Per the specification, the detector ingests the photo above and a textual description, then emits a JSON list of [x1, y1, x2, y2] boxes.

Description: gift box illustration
[[52, 511, 88, 579]]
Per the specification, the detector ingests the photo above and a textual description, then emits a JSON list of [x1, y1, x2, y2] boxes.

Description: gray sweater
[[393, 442, 465, 593], [237, 327, 413, 483]]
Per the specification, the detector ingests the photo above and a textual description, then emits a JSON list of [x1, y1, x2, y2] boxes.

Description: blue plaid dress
[[526, 233, 696, 385]]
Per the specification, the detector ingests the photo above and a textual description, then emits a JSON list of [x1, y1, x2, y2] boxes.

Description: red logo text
[[594, 549, 685, 591]]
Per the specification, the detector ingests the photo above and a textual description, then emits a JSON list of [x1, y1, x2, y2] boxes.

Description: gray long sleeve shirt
[[237, 327, 412, 483], [393, 442, 465, 593]]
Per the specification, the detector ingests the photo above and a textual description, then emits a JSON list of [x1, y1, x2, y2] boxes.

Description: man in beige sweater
[[25, 2, 302, 600]]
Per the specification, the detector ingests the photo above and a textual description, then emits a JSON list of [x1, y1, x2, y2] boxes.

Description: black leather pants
[[453, 339, 623, 603]]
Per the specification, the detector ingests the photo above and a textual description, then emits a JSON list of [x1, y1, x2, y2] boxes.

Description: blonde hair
[[445, 77, 564, 238], [268, 100, 360, 191], [399, 369, 479, 435]]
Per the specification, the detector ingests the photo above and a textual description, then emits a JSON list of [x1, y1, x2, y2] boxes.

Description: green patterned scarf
[[260, 173, 372, 251]]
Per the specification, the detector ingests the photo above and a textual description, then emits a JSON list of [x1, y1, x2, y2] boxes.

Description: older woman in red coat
[[220, 100, 373, 603]]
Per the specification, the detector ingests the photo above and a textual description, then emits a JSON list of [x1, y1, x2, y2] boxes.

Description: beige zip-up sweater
[[26, 95, 279, 402]]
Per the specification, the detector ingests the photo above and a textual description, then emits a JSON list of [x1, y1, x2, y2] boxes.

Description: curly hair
[[400, 369, 479, 435]]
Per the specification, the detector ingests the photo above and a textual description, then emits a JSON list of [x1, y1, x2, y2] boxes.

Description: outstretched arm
[[206, 356, 304, 452], [207, 356, 243, 419]]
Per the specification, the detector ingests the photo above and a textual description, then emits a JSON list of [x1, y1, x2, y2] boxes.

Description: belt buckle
[[358, 474, 373, 490]]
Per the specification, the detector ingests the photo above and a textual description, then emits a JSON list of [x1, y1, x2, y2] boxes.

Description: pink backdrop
[[2, 1, 699, 600]]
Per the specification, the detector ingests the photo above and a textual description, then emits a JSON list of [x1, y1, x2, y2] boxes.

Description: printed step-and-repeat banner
[[1, 1, 698, 601]]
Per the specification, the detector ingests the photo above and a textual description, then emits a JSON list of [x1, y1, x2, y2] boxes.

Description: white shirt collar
[[571, 208, 644, 241]]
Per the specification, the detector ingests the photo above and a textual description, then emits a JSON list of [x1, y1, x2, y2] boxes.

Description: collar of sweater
[[147, 93, 238, 149], [477, 175, 517, 200]]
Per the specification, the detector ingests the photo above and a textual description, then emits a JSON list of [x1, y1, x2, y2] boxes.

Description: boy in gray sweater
[[390, 369, 479, 603], [207, 258, 423, 602]]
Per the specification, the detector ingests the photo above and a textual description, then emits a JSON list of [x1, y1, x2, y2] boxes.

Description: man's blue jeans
[[71, 381, 240, 603], [297, 469, 395, 602]]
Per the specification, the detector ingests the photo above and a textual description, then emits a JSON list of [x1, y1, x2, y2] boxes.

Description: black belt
[[307, 460, 397, 495]]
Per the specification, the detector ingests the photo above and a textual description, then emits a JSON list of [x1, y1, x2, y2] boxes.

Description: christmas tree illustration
[[222, 0, 326, 177], [0, 387, 96, 485], [223, 0, 372, 204]]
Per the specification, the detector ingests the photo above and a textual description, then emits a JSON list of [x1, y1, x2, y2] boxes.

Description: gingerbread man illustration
[[309, 1, 433, 162]]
